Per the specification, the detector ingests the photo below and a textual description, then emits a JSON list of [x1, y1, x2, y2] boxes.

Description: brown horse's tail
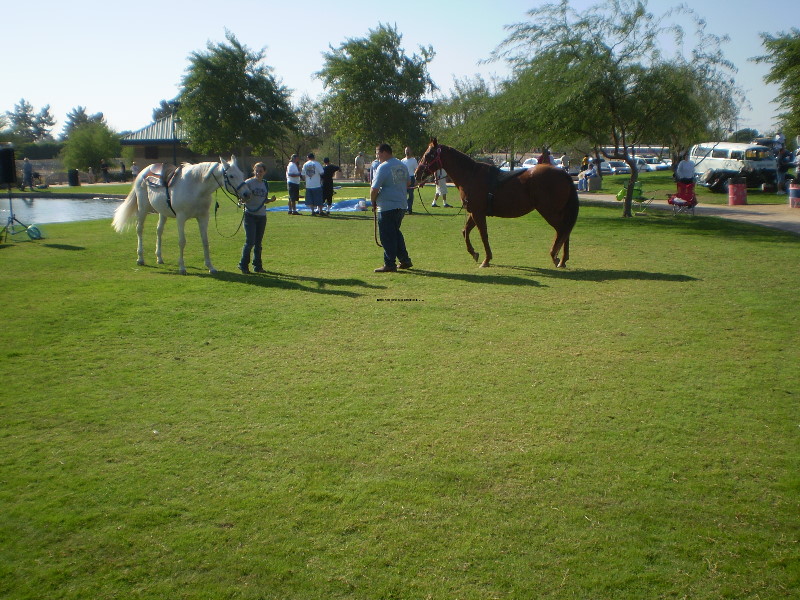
[[551, 179, 580, 267], [565, 180, 580, 234]]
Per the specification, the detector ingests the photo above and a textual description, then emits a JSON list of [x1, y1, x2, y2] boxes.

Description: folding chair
[[617, 181, 652, 214], [667, 182, 698, 215]]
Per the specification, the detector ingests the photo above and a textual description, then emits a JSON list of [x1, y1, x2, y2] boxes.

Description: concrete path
[[580, 192, 800, 236]]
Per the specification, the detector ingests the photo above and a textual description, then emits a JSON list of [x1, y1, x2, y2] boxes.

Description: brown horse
[[415, 139, 579, 268]]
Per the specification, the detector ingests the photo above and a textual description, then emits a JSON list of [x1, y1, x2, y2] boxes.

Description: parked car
[[607, 160, 631, 175], [635, 156, 669, 171], [521, 157, 538, 169]]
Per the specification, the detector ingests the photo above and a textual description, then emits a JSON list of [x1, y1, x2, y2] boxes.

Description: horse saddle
[[143, 163, 180, 189], [484, 167, 527, 216]]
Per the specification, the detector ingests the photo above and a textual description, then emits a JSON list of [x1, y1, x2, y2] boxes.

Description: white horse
[[112, 156, 250, 274]]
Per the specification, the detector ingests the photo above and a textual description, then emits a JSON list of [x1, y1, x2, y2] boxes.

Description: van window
[[745, 148, 771, 161], [711, 149, 728, 159], [730, 150, 743, 160]]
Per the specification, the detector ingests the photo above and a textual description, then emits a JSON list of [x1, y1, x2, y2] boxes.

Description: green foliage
[[12, 140, 63, 160], [178, 30, 296, 156], [60, 106, 106, 140], [5, 98, 56, 142], [317, 23, 435, 150], [59, 121, 121, 171], [754, 28, 800, 135], [1, 203, 798, 599], [485, 0, 741, 216]]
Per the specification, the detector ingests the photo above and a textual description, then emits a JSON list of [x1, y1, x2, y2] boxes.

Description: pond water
[[0, 197, 123, 225]]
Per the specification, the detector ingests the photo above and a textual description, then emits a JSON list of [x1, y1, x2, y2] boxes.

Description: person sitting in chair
[[577, 164, 598, 191]]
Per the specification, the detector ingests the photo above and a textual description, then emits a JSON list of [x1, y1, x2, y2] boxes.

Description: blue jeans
[[239, 213, 266, 269], [378, 208, 410, 266]]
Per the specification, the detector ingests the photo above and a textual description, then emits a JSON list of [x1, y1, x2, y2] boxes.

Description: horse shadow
[[403, 268, 545, 287], [157, 267, 386, 298], [498, 264, 699, 283]]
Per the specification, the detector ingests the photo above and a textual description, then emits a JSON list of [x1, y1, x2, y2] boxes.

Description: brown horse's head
[[414, 137, 442, 185]]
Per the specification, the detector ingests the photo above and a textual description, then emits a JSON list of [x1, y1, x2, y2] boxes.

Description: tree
[[61, 106, 105, 140], [178, 30, 296, 157], [317, 23, 436, 151], [753, 28, 800, 136], [429, 75, 501, 154], [60, 121, 121, 172], [489, 0, 740, 216], [152, 99, 176, 122], [6, 99, 57, 142]]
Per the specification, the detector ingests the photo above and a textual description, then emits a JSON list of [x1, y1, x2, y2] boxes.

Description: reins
[[212, 164, 247, 238]]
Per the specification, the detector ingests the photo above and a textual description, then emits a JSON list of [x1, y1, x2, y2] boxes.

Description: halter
[[419, 146, 443, 176], [221, 163, 249, 199]]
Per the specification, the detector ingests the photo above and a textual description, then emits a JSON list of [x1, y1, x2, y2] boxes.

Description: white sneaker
[[431, 202, 438, 207]]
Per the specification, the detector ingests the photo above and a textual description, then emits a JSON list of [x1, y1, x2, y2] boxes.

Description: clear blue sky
[[4, 0, 790, 138]]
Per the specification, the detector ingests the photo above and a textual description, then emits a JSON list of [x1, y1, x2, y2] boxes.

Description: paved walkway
[[580, 192, 800, 236]]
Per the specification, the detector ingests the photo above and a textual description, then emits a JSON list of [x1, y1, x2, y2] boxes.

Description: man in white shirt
[[285, 154, 303, 215], [400, 146, 418, 214], [302, 153, 325, 216]]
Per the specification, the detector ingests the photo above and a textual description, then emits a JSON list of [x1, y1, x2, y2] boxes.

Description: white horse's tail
[[112, 187, 139, 232]]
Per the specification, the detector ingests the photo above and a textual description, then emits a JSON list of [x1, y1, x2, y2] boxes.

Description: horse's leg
[[155, 213, 167, 264], [463, 214, 480, 262], [197, 214, 216, 274], [472, 213, 493, 268], [176, 214, 188, 275], [135, 202, 147, 266]]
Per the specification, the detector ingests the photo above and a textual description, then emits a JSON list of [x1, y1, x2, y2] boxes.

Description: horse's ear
[[430, 137, 438, 146], [230, 155, 237, 166], [219, 155, 230, 169]]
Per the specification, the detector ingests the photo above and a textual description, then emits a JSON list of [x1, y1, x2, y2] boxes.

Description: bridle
[[417, 146, 443, 181], [212, 161, 249, 237]]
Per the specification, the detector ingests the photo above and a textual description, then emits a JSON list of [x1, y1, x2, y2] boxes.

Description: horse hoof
[[471, 252, 479, 262], [137, 259, 145, 266], [479, 261, 491, 268], [209, 268, 217, 274], [157, 259, 164, 265], [178, 269, 187, 275]]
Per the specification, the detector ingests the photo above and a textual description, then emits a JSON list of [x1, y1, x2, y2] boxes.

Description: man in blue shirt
[[370, 143, 413, 272]]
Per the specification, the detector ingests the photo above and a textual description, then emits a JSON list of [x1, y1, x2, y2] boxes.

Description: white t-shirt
[[302, 160, 323, 189], [286, 161, 301, 184], [401, 156, 418, 177]]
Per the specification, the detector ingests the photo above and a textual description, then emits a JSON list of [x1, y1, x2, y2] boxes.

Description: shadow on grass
[[155, 266, 386, 298], [499, 264, 699, 282], [42, 244, 85, 251], [404, 268, 546, 287]]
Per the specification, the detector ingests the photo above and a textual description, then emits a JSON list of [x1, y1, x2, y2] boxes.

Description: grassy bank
[[1, 192, 798, 599]]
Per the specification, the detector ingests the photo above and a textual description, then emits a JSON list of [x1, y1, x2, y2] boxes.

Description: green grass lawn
[[1, 188, 798, 599]]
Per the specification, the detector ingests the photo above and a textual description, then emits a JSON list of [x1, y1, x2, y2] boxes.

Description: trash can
[[728, 177, 746, 205], [789, 183, 800, 208], [68, 169, 80, 187]]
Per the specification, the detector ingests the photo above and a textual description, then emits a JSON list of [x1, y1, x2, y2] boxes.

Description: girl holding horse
[[238, 162, 276, 274]]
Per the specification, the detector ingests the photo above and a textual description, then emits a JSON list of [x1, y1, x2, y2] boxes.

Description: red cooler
[[728, 177, 747, 205], [790, 183, 800, 208]]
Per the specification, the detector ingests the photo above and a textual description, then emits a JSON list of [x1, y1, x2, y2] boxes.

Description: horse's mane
[[441, 144, 482, 173]]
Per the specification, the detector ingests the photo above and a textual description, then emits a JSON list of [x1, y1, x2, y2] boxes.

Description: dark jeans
[[378, 208, 410, 266], [239, 213, 266, 269]]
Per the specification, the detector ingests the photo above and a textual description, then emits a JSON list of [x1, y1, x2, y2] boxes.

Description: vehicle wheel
[[26, 225, 42, 240]]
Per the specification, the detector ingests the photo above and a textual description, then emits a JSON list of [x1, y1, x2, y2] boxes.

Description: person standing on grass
[[431, 168, 451, 207], [286, 154, 303, 215], [238, 162, 275, 274], [302, 153, 325, 216], [401, 146, 418, 214], [371, 143, 413, 273], [321, 157, 340, 214]]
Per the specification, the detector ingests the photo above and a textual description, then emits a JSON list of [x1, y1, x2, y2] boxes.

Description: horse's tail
[[112, 186, 139, 232], [565, 179, 580, 233]]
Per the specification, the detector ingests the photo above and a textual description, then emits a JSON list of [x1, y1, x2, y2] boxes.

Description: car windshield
[[644, 157, 660, 164]]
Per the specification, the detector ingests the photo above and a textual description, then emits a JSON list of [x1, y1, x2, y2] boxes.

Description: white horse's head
[[220, 155, 251, 199]]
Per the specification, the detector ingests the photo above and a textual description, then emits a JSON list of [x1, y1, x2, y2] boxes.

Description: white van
[[689, 142, 777, 192]]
